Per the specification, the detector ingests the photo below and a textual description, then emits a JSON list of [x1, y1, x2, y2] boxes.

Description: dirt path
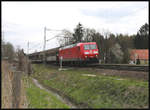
[[32, 78, 77, 108]]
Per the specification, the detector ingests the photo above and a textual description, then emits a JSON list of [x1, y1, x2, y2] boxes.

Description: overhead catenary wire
[[30, 42, 42, 48], [43, 27, 63, 64], [28, 28, 63, 54], [28, 43, 43, 54]]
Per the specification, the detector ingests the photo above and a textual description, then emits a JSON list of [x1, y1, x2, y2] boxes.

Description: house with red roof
[[130, 49, 149, 64]]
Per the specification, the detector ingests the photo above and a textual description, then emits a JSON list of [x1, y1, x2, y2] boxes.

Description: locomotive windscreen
[[84, 44, 97, 50]]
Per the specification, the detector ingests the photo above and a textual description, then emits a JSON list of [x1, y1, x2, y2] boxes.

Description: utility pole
[[27, 41, 29, 54], [105, 34, 108, 64], [2, 31, 4, 42], [2, 31, 5, 58], [43, 26, 46, 64], [43, 27, 63, 64]]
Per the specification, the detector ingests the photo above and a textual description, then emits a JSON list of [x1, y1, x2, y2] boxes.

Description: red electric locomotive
[[58, 42, 99, 64]]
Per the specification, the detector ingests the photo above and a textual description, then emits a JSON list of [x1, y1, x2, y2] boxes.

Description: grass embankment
[[32, 64, 148, 108], [22, 75, 69, 108]]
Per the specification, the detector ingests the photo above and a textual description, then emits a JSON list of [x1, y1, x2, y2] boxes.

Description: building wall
[[140, 59, 149, 65]]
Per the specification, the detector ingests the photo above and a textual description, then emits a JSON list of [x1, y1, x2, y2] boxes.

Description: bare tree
[[57, 29, 73, 46], [82, 28, 96, 42], [110, 43, 124, 63]]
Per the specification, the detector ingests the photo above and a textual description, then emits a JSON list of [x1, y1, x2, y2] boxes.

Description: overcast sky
[[2, 2, 148, 54]]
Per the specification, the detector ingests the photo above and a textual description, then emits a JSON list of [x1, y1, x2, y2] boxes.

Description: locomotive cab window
[[90, 44, 97, 49], [84, 44, 97, 50], [84, 45, 90, 50]]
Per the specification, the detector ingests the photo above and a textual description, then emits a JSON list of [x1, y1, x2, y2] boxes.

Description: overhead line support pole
[[27, 41, 29, 55], [43, 27, 46, 64]]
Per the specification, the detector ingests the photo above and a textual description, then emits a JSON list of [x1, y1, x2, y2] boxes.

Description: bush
[[136, 59, 140, 65], [2, 41, 15, 61]]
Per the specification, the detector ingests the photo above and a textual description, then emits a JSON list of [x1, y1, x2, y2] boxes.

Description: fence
[[2, 49, 33, 108]]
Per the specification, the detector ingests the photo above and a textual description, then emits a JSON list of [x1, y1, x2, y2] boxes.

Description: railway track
[[85, 64, 149, 72], [31, 61, 149, 72], [55, 63, 149, 72], [56, 63, 149, 72]]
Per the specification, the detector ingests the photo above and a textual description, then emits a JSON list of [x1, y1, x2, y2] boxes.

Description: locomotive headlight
[[84, 52, 89, 54], [93, 51, 98, 54]]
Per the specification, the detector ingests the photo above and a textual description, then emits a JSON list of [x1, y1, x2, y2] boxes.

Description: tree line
[[2, 23, 148, 64], [58, 22, 149, 64]]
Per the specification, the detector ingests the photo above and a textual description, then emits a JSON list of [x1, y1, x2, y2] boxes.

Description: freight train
[[28, 42, 99, 65]]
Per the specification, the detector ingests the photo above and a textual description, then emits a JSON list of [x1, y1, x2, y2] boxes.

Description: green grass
[[31, 64, 149, 108], [22, 75, 69, 108]]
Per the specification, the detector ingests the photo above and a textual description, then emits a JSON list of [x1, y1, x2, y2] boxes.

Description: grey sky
[[2, 2, 148, 54]]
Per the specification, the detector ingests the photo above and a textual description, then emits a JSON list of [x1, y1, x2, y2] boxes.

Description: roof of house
[[130, 49, 149, 60]]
